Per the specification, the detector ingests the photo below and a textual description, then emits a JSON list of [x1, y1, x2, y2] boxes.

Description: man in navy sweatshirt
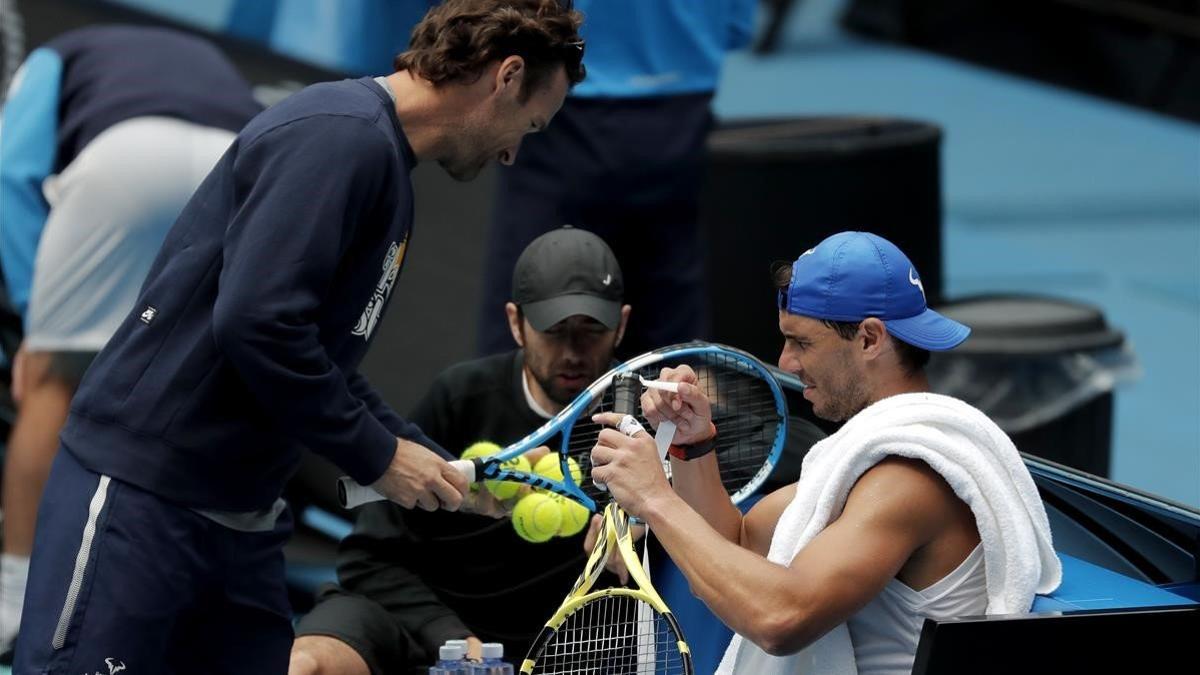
[[14, 1, 586, 672]]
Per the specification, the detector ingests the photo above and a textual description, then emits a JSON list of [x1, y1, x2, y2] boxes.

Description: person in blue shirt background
[[80, 1, 754, 362], [0, 24, 263, 655], [476, 0, 758, 359], [12, 2, 585, 672]]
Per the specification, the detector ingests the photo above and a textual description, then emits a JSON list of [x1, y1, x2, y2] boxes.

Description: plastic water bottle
[[469, 642, 514, 675], [429, 643, 469, 674], [445, 639, 471, 661]]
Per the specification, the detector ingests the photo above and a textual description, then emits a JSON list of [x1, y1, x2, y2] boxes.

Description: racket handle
[[449, 458, 477, 483], [613, 372, 639, 417], [338, 460, 479, 508], [597, 373, 641, 492]]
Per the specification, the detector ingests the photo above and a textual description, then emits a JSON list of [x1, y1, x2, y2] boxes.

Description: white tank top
[[846, 543, 988, 675]]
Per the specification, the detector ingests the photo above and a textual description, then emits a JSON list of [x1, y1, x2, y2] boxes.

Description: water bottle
[[428, 643, 469, 675], [445, 639, 471, 660], [469, 642, 514, 675]]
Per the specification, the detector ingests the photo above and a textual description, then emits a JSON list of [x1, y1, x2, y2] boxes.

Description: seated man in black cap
[[290, 226, 630, 674]]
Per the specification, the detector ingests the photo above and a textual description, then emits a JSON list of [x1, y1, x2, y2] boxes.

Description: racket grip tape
[[613, 372, 639, 416]]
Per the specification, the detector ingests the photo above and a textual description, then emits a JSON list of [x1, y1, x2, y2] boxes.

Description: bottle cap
[[481, 643, 504, 659], [439, 644, 464, 661]]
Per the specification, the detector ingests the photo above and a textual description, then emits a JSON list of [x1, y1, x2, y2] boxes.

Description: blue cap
[[778, 231, 970, 351]]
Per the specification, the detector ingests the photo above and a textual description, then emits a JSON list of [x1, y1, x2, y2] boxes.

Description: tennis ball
[[552, 494, 589, 537], [461, 441, 502, 492], [512, 493, 563, 543], [461, 441, 501, 460], [485, 454, 531, 500], [532, 453, 583, 485]]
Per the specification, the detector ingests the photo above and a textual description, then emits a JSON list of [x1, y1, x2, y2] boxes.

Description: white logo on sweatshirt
[[352, 238, 407, 339], [83, 657, 126, 675]]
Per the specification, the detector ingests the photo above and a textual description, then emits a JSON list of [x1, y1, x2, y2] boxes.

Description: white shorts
[[24, 116, 236, 352]]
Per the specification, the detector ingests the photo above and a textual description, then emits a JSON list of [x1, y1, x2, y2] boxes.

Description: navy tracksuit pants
[[15, 448, 294, 674]]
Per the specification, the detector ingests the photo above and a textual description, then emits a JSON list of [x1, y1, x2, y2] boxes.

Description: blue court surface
[[714, 0, 1200, 508]]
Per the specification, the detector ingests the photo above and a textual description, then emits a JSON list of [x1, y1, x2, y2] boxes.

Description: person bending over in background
[[0, 24, 262, 655]]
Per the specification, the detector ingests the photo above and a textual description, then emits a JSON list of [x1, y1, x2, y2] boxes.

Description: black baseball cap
[[513, 226, 624, 331]]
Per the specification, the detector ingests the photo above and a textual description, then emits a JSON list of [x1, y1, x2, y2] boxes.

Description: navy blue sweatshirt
[[62, 77, 444, 511]]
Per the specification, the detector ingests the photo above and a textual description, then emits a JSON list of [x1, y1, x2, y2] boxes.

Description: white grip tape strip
[[657, 420, 676, 468], [639, 377, 680, 393]]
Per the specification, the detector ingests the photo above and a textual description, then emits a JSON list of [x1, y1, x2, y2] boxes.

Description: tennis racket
[[521, 371, 691, 674], [338, 341, 788, 512], [519, 501, 692, 674]]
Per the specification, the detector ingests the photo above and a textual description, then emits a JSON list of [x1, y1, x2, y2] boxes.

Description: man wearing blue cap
[[590, 232, 1060, 674]]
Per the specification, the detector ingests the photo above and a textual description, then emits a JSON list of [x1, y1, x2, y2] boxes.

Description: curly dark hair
[[395, 0, 586, 102], [772, 259, 931, 374]]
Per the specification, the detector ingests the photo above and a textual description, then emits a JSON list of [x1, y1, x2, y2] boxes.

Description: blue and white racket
[[337, 341, 788, 511]]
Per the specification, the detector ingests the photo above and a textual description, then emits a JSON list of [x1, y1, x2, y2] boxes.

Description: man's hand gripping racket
[[337, 342, 787, 516]]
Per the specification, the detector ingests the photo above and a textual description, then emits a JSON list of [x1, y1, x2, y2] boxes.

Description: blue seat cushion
[[1032, 554, 1197, 612]]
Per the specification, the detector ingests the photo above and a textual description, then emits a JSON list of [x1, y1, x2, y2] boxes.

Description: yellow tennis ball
[[461, 441, 501, 460], [552, 494, 589, 537], [485, 454, 531, 500], [532, 452, 559, 477], [532, 453, 582, 485], [512, 493, 563, 543], [461, 441, 501, 492]]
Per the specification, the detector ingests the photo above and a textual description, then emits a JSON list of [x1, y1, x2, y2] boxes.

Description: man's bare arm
[[740, 483, 796, 556], [640, 457, 955, 655]]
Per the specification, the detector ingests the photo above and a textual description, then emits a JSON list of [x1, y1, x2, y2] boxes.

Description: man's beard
[[530, 367, 585, 407], [814, 376, 869, 422], [812, 351, 870, 422]]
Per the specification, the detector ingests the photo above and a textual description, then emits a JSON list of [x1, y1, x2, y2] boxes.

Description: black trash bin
[[927, 294, 1139, 477], [700, 117, 943, 370]]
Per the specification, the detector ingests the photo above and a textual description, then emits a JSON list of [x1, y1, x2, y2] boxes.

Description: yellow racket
[[520, 501, 693, 674]]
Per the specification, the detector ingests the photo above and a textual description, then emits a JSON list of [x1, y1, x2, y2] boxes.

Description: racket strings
[[704, 353, 782, 493], [531, 595, 688, 675], [562, 355, 783, 504]]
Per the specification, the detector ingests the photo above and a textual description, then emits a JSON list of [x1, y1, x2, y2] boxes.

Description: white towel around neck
[[717, 392, 1061, 675]]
